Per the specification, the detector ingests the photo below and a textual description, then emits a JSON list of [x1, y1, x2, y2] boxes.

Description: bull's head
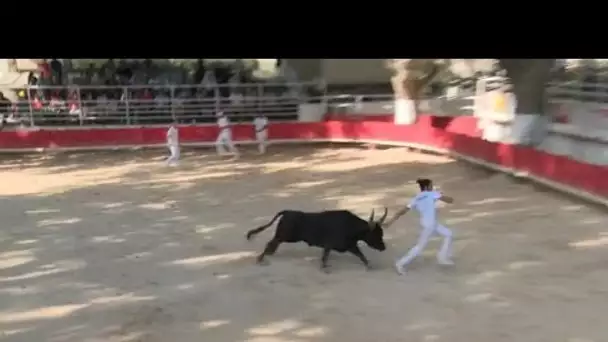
[[364, 207, 388, 251]]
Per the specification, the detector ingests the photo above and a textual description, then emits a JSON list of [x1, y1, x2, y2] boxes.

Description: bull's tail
[[246, 211, 286, 241]]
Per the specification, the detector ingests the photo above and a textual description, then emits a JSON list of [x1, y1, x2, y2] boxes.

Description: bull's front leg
[[320, 248, 332, 273], [348, 245, 372, 270]]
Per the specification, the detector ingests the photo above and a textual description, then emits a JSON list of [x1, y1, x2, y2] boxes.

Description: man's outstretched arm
[[438, 193, 454, 204], [384, 206, 411, 228]]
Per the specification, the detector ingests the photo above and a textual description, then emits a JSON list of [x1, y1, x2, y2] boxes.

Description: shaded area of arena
[[0, 146, 607, 342]]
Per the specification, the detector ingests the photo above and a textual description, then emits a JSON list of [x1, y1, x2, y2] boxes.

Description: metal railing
[[546, 81, 608, 103], [323, 94, 393, 113], [4, 80, 608, 128], [1, 82, 324, 127]]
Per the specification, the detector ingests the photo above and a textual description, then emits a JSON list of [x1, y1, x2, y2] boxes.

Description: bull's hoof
[[321, 266, 332, 274], [257, 259, 270, 266]]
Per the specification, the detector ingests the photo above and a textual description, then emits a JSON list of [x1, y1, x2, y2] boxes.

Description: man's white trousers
[[256, 130, 267, 154], [396, 220, 453, 269], [215, 129, 239, 156], [166, 144, 180, 165]]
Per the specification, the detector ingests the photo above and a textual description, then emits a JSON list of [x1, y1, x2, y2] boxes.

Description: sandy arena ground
[[0, 145, 606, 342]]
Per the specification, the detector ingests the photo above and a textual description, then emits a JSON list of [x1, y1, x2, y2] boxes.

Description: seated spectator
[[96, 92, 109, 107], [0, 92, 12, 124], [27, 72, 38, 86], [230, 91, 244, 105], [37, 60, 51, 81], [69, 103, 82, 116], [32, 97, 43, 110], [155, 90, 170, 108], [106, 92, 118, 113], [68, 91, 82, 117], [141, 89, 154, 101], [120, 88, 128, 102], [49, 92, 67, 112], [81, 92, 95, 112]]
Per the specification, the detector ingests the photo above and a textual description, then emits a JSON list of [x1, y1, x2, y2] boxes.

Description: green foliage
[[67, 59, 264, 75]]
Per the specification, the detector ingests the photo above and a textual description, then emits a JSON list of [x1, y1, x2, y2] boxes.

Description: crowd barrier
[[0, 115, 606, 206]]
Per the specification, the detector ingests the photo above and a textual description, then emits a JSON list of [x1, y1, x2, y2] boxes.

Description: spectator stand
[[0, 82, 323, 128], [0, 59, 321, 128]]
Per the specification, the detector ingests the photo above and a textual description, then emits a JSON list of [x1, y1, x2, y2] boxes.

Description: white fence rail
[[3, 81, 608, 128], [1, 82, 324, 127]]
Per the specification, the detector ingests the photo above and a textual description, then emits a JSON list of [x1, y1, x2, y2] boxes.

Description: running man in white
[[253, 113, 268, 154], [166, 124, 180, 166], [215, 111, 240, 159], [384, 178, 455, 275]]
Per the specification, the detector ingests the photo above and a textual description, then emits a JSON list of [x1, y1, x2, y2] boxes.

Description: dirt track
[[1, 146, 606, 342]]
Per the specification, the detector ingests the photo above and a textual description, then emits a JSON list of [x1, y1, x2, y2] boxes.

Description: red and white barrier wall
[[0, 115, 606, 206]]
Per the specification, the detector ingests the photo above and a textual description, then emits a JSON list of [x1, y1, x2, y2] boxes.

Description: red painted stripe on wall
[[0, 115, 605, 198]]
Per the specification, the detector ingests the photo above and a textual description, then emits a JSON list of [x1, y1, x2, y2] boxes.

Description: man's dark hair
[[416, 178, 433, 191]]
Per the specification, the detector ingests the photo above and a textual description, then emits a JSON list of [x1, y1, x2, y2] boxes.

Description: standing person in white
[[384, 178, 455, 275], [166, 125, 180, 166], [215, 111, 240, 159], [253, 114, 268, 154]]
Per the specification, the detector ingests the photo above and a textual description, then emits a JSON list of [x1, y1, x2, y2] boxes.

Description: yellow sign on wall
[[493, 92, 506, 112]]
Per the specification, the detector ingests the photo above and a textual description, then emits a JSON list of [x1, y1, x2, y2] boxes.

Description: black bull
[[246, 208, 389, 271]]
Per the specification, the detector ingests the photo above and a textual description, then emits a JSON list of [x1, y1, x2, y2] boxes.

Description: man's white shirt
[[407, 190, 442, 223], [254, 116, 268, 133], [217, 116, 230, 130], [166, 126, 178, 145], [156, 94, 169, 108]]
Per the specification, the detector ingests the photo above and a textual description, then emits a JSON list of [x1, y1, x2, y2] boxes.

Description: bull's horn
[[368, 209, 375, 225], [379, 207, 388, 225]]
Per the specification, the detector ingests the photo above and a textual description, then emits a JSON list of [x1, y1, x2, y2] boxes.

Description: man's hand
[[384, 207, 410, 228], [439, 194, 454, 204]]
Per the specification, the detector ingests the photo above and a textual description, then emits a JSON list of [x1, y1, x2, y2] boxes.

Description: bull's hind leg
[[256, 238, 281, 265], [320, 248, 332, 273], [348, 245, 372, 270]]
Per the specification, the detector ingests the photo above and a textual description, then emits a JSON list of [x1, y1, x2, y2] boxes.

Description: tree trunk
[[389, 59, 440, 113], [498, 59, 555, 115], [390, 60, 413, 100]]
